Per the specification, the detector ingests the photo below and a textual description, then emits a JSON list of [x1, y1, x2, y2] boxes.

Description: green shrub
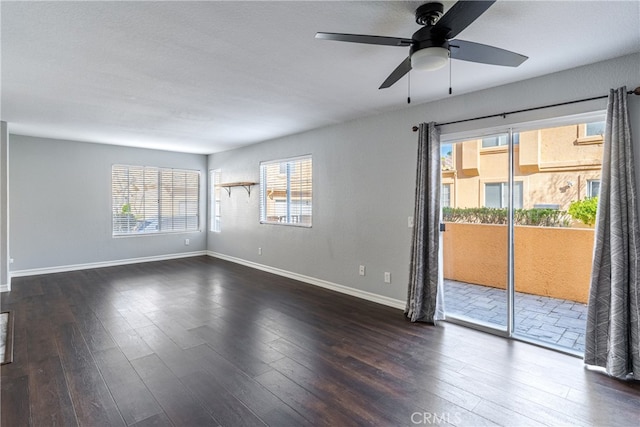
[[442, 207, 571, 227], [514, 208, 572, 227], [568, 197, 598, 226], [443, 207, 507, 224]]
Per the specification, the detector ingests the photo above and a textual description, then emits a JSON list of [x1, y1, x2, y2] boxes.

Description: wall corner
[[1, 121, 9, 291]]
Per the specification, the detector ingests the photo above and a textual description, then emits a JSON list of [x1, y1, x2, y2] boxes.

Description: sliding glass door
[[441, 133, 511, 333], [512, 122, 603, 353], [441, 117, 604, 354]]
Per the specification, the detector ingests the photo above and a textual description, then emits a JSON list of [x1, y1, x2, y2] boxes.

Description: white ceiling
[[2, 1, 639, 154]]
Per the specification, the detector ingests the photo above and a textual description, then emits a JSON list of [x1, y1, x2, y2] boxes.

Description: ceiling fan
[[316, 0, 528, 89]]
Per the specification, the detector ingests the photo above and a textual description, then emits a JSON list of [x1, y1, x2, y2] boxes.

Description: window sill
[[113, 229, 201, 238], [575, 135, 604, 145], [260, 221, 312, 228], [480, 146, 508, 154]]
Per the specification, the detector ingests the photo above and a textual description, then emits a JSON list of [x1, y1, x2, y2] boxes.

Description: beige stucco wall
[[442, 124, 603, 211], [443, 222, 594, 303]]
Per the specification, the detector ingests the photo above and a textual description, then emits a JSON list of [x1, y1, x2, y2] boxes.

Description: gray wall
[[208, 53, 640, 303], [5, 53, 639, 299], [1, 122, 9, 289], [9, 136, 208, 272]]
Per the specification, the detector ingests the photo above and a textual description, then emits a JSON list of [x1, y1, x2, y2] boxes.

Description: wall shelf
[[218, 182, 257, 197]]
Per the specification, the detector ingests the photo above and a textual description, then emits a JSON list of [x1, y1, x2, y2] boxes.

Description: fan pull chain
[[448, 53, 453, 95], [407, 71, 411, 104]]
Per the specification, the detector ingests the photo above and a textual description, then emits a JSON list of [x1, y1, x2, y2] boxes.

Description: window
[[260, 156, 312, 226], [485, 182, 523, 209], [588, 179, 600, 198], [482, 133, 519, 147], [586, 121, 605, 137], [112, 165, 199, 236], [441, 184, 451, 208], [210, 169, 221, 232]]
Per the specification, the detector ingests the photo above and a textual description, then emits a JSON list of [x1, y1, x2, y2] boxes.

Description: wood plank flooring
[[1, 256, 639, 426]]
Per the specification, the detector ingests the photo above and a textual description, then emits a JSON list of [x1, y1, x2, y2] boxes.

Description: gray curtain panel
[[406, 122, 445, 323], [584, 86, 639, 379]]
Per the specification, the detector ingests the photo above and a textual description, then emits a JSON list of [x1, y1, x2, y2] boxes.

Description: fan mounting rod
[[415, 2, 444, 26]]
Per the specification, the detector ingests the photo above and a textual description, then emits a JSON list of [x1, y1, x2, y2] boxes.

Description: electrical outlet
[[384, 272, 391, 283], [258, 247, 262, 255], [359, 265, 366, 276], [184, 238, 190, 246], [408, 216, 414, 228]]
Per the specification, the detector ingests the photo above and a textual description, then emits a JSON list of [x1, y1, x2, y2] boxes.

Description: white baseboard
[[7, 251, 407, 311], [208, 251, 405, 310], [9, 251, 208, 278]]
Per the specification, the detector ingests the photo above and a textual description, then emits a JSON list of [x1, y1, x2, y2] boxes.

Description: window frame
[[111, 164, 200, 237], [210, 169, 222, 232], [484, 181, 523, 209], [585, 121, 606, 137], [259, 155, 312, 227], [441, 183, 452, 208], [587, 179, 600, 198], [577, 121, 606, 145], [482, 133, 519, 148]]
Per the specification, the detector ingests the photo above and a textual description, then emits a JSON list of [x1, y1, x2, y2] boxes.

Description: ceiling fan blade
[[433, 0, 496, 39], [315, 32, 412, 47], [449, 39, 528, 67], [379, 57, 412, 89]]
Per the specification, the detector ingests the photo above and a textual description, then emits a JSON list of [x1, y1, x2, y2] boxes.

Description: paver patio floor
[[443, 279, 587, 353]]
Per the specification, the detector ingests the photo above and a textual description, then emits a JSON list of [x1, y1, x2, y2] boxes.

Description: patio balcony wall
[[442, 222, 594, 303]]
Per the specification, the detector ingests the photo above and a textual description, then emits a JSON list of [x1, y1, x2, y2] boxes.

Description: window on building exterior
[[260, 156, 312, 226], [482, 133, 519, 147], [442, 184, 451, 207], [210, 169, 221, 232], [588, 179, 600, 198], [485, 182, 523, 209], [112, 165, 199, 236], [586, 121, 606, 137]]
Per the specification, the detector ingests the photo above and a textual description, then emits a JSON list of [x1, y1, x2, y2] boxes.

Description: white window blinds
[[260, 156, 312, 226], [112, 165, 200, 235], [484, 182, 523, 209]]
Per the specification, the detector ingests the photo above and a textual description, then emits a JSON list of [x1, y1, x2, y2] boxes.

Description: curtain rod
[[412, 86, 640, 132]]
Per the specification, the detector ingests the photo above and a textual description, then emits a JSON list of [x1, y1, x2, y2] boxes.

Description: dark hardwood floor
[[1, 256, 639, 426]]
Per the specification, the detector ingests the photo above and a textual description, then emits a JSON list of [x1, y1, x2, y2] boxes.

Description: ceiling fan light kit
[[316, 0, 528, 90], [410, 46, 449, 71]]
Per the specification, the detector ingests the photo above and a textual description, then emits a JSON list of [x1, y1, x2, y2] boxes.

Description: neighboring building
[[441, 122, 604, 211]]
